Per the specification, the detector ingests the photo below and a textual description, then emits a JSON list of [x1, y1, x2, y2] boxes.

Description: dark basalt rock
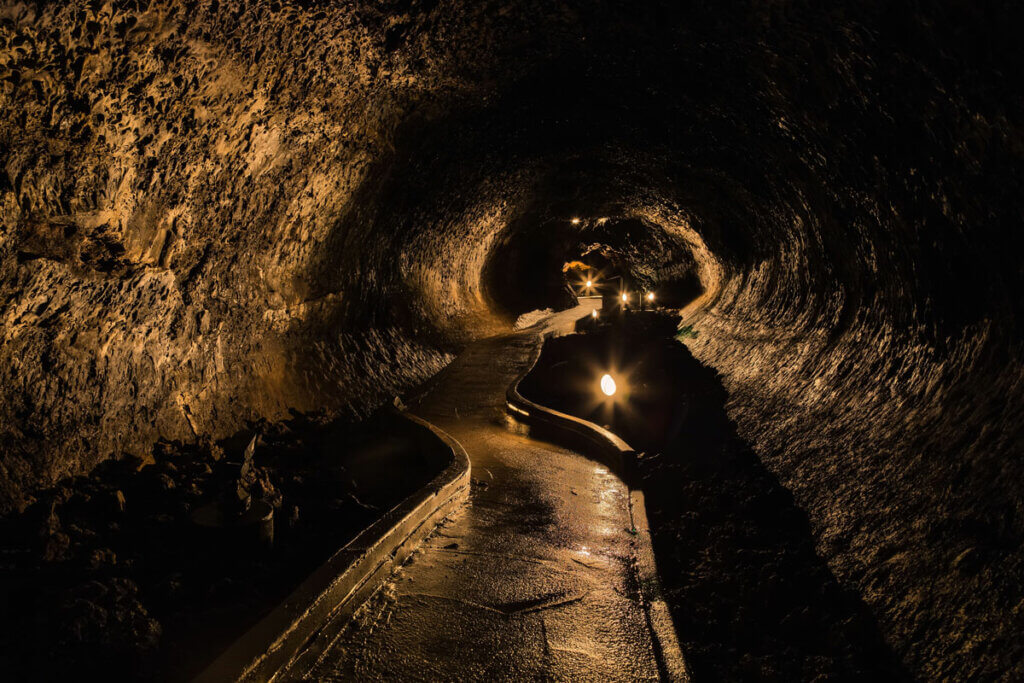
[[0, 411, 442, 680]]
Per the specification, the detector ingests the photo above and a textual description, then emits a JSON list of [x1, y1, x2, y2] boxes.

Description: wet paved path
[[287, 304, 659, 681]]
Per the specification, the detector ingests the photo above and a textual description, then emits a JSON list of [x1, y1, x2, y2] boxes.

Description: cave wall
[[2, 0, 1023, 677], [0, 0, 529, 509], [671, 6, 1024, 676]]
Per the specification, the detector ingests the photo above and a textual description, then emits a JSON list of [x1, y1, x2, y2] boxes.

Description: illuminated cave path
[[286, 302, 661, 681]]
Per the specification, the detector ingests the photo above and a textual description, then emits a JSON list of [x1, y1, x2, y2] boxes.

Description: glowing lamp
[[647, 292, 655, 302], [586, 280, 592, 287], [571, 217, 581, 225], [591, 309, 598, 318], [621, 292, 628, 303], [600, 374, 617, 397]]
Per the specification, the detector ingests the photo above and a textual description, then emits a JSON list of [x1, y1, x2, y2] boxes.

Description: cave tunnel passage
[[481, 213, 706, 320], [2, 1, 1024, 681]]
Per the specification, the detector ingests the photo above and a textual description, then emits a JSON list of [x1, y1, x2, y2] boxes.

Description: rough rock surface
[[1, 1, 1022, 679], [0, 412, 440, 680]]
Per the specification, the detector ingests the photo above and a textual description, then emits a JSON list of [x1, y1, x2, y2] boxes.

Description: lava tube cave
[[1, 1, 1022, 680]]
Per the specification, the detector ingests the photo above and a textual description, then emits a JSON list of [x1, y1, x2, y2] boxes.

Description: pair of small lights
[[621, 292, 655, 304]]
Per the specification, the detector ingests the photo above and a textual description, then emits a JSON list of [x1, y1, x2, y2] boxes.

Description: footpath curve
[[286, 303, 666, 681]]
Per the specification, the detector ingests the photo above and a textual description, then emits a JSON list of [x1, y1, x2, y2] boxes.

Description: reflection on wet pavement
[[286, 305, 660, 681]]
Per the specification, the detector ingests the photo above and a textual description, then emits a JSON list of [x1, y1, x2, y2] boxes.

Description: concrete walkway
[[286, 303, 660, 681]]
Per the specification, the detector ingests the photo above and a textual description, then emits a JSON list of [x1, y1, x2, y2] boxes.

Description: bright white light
[[647, 292, 655, 301], [621, 292, 628, 302], [591, 309, 598, 318], [571, 217, 581, 225], [600, 374, 617, 397], [586, 280, 592, 287]]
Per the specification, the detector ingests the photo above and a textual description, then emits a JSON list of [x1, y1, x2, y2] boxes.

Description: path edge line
[[506, 341, 692, 683], [194, 412, 471, 683]]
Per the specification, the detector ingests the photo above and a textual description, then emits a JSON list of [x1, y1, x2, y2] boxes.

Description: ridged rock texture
[[1, 1, 1022, 678]]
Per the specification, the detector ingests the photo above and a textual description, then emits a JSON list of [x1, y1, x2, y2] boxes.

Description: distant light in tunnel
[[600, 374, 617, 397], [571, 217, 581, 225]]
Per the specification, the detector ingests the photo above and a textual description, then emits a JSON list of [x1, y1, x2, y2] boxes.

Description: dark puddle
[[0, 410, 448, 681], [519, 312, 908, 681]]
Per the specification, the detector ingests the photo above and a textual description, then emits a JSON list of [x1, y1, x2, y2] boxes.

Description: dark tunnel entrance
[[481, 214, 705, 320]]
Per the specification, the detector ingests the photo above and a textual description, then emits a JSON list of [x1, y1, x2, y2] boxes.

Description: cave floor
[[284, 303, 660, 681]]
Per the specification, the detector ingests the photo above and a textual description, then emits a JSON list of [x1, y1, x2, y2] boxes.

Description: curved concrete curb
[[506, 344, 692, 683], [195, 413, 471, 683]]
